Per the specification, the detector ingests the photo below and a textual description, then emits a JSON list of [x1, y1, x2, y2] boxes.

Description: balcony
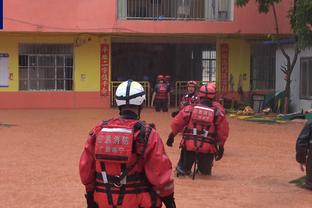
[[117, 0, 233, 21]]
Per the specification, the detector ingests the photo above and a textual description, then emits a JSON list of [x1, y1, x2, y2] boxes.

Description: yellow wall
[[74, 35, 111, 91], [0, 33, 19, 91], [0, 33, 110, 92], [216, 38, 251, 92], [0, 32, 249, 94]]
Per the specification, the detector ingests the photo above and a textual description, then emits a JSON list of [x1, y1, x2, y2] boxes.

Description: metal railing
[[110, 81, 151, 107], [117, 0, 233, 21]]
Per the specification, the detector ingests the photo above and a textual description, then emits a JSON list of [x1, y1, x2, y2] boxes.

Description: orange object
[[9, 73, 13, 80]]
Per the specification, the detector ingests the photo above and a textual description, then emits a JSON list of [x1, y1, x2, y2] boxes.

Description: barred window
[[117, 0, 233, 21], [251, 44, 276, 90], [202, 50, 216, 82], [300, 57, 312, 99], [18, 44, 73, 91]]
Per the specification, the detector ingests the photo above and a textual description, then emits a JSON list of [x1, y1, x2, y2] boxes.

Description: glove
[[166, 133, 175, 147], [215, 145, 224, 161], [85, 192, 98, 208], [296, 153, 306, 164], [171, 111, 179, 118], [161, 193, 176, 208], [149, 123, 156, 129]]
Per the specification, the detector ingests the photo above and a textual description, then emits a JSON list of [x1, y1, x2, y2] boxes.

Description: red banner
[[100, 43, 110, 96], [220, 44, 229, 93]]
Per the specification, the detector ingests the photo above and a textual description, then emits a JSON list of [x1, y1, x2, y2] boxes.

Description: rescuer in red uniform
[[79, 80, 176, 208], [179, 81, 199, 109], [151, 75, 170, 112], [171, 80, 199, 118], [167, 82, 229, 178]]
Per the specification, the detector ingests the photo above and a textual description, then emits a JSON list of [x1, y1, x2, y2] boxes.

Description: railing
[[110, 81, 151, 107], [117, 0, 233, 21], [111, 80, 220, 108]]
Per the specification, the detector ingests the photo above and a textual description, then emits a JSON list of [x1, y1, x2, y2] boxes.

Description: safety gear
[[95, 121, 135, 164], [296, 153, 306, 164], [179, 94, 199, 109], [296, 120, 312, 187], [94, 119, 156, 207], [171, 103, 228, 152], [215, 145, 224, 161], [187, 80, 197, 87], [198, 82, 216, 99], [166, 132, 175, 147], [157, 75, 165, 81], [165, 75, 171, 82], [149, 123, 156, 129], [182, 104, 217, 153], [170, 102, 229, 178], [85, 192, 98, 208], [296, 120, 312, 161], [161, 193, 176, 208], [80, 117, 174, 208], [115, 80, 146, 107], [171, 111, 179, 118], [155, 83, 169, 100]]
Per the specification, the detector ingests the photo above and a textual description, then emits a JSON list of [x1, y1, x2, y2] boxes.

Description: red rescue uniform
[[179, 93, 199, 110], [171, 101, 229, 175], [154, 83, 170, 112], [154, 83, 170, 101], [80, 116, 174, 208]]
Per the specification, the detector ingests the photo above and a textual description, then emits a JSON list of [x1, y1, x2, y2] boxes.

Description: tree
[[290, 0, 312, 48], [237, 0, 312, 113]]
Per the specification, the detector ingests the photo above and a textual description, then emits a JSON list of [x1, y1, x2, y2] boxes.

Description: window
[[202, 50, 216, 82], [0, 53, 9, 87], [251, 44, 276, 90], [117, 0, 233, 20], [18, 44, 73, 91], [300, 57, 312, 99]]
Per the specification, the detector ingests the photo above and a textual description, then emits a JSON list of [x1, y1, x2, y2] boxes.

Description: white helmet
[[115, 80, 146, 107]]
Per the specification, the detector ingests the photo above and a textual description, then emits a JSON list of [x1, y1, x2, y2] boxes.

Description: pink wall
[[3, 0, 292, 35], [0, 92, 110, 109]]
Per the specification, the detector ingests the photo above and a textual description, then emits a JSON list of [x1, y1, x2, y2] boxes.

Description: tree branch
[[272, 3, 280, 34], [271, 3, 291, 62], [280, 65, 287, 74]]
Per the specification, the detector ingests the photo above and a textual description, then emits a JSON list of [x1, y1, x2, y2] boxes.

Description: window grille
[[251, 44, 276, 90], [117, 0, 233, 21], [202, 50, 216, 82], [300, 57, 312, 99], [18, 44, 73, 91]]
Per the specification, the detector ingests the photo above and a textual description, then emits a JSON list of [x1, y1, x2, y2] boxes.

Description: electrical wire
[[4, 16, 139, 32]]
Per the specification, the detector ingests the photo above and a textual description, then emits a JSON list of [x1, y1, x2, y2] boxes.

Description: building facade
[[276, 47, 312, 112], [0, 0, 292, 108]]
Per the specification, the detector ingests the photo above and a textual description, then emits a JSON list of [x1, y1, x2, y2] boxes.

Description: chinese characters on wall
[[220, 44, 229, 93], [100, 43, 110, 96]]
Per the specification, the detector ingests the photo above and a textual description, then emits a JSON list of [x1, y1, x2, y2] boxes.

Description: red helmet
[[187, 80, 197, 87], [157, 75, 165, 81], [198, 82, 216, 99], [165, 75, 171, 81]]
